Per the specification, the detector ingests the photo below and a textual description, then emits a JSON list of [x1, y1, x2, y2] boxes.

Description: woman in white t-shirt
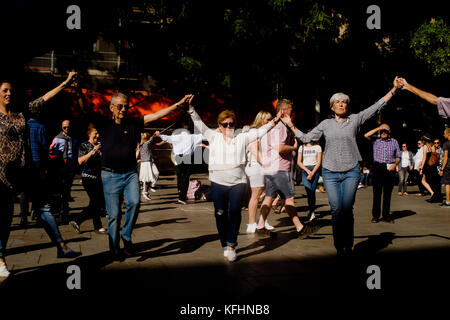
[[397, 143, 414, 195], [297, 141, 322, 221]]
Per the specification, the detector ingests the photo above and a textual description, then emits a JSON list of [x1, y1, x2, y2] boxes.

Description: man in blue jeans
[[96, 92, 191, 261]]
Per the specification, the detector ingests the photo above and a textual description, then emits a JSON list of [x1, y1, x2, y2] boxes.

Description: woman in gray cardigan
[[398, 143, 414, 195]]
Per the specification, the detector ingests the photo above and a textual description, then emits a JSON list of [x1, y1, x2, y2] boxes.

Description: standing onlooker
[[420, 136, 442, 203], [187, 96, 280, 262], [257, 99, 313, 238], [397, 143, 414, 196], [244, 111, 274, 233], [283, 77, 402, 256], [439, 128, 450, 207], [413, 140, 426, 196], [155, 124, 204, 205], [297, 140, 322, 221], [70, 126, 106, 234], [364, 124, 401, 223], [434, 138, 444, 174], [0, 73, 80, 278], [49, 119, 76, 221]]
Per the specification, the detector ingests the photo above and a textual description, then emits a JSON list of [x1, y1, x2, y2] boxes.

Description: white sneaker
[[264, 221, 275, 230], [0, 262, 10, 278], [149, 188, 156, 193], [224, 249, 236, 262], [142, 192, 151, 201], [308, 212, 316, 221], [177, 199, 187, 205], [246, 223, 257, 233]]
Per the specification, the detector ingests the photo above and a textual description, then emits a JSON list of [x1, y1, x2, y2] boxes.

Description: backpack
[[186, 180, 202, 200]]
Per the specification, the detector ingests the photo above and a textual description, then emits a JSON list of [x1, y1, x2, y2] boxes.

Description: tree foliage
[[411, 18, 450, 76]]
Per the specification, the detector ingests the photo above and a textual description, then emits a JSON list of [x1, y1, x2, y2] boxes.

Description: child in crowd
[[138, 132, 159, 200]]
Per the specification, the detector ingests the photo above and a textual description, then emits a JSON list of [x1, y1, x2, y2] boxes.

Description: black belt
[[102, 167, 136, 174]]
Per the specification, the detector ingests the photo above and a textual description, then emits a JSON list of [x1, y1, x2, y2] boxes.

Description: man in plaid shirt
[[364, 124, 401, 223]]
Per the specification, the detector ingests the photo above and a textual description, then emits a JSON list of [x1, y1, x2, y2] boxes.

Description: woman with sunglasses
[[186, 96, 280, 262], [282, 77, 402, 257], [398, 143, 414, 195]]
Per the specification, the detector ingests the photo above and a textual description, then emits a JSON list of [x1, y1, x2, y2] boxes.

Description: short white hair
[[329, 92, 350, 108]]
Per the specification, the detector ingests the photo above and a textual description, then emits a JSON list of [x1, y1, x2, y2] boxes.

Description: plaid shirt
[[0, 97, 44, 189], [372, 137, 401, 164]]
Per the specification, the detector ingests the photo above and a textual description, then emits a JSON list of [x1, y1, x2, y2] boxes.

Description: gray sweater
[[295, 98, 387, 172]]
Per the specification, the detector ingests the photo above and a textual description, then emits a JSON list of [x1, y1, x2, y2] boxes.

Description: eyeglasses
[[434, 142, 440, 145], [113, 104, 129, 110], [380, 129, 389, 134], [220, 122, 235, 128]]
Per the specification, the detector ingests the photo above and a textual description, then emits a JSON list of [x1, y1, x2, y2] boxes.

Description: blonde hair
[[141, 132, 151, 143], [250, 111, 272, 129], [217, 109, 236, 126]]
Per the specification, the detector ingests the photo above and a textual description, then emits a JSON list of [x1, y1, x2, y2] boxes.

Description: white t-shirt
[[401, 151, 410, 168], [299, 145, 322, 166], [414, 147, 423, 170]]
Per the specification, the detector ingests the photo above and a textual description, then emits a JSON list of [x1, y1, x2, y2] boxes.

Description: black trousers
[[372, 162, 396, 219], [73, 177, 104, 230], [177, 162, 193, 201]]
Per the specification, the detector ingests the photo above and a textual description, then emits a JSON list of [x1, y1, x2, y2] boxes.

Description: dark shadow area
[[1, 245, 449, 316], [391, 210, 417, 221], [139, 206, 178, 213], [135, 234, 219, 262], [134, 217, 190, 229], [353, 232, 450, 257], [5, 237, 90, 256]]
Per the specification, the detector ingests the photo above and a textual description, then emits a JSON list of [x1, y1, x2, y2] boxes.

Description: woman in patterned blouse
[[0, 73, 80, 278]]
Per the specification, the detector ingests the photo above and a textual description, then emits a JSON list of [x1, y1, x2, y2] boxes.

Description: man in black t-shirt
[[99, 92, 191, 260], [439, 128, 450, 207]]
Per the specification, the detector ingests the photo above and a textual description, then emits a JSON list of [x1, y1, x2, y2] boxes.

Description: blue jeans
[[102, 170, 140, 255], [39, 202, 64, 245], [302, 166, 320, 212], [322, 165, 360, 250], [210, 182, 246, 249]]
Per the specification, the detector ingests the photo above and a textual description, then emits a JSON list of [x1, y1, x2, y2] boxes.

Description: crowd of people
[[1, 73, 449, 277]]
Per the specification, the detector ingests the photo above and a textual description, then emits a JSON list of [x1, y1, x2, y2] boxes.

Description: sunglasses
[[402, 145, 407, 147], [380, 129, 389, 134], [63, 126, 70, 129], [220, 122, 235, 128], [113, 104, 129, 110]]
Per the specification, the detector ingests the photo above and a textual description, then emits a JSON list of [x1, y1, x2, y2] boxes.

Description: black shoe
[[255, 227, 276, 238], [122, 237, 135, 256], [381, 215, 394, 224], [296, 224, 313, 239], [19, 218, 28, 227]]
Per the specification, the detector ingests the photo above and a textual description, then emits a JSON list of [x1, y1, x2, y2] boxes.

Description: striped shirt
[[372, 138, 401, 164]]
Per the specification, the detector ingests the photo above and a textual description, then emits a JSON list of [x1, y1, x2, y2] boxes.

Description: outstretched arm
[[43, 72, 77, 102], [186, 95, 215, 141], [144, 95, 191, 125], [399, 78, 438, 105]]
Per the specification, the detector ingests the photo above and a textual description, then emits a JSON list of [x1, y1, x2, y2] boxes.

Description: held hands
[[64, 72, 78, 87], [388, 164, 396, 171], [176, 94, 194, 109], [397, 77, 408, 90], [280, 113, 293, 128]]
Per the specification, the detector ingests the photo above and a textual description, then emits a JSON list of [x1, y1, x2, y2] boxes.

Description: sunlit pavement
[[1, 173, 449, 316]]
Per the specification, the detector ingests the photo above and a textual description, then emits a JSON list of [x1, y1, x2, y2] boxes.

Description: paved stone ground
[[1, 173, 449, 316]]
